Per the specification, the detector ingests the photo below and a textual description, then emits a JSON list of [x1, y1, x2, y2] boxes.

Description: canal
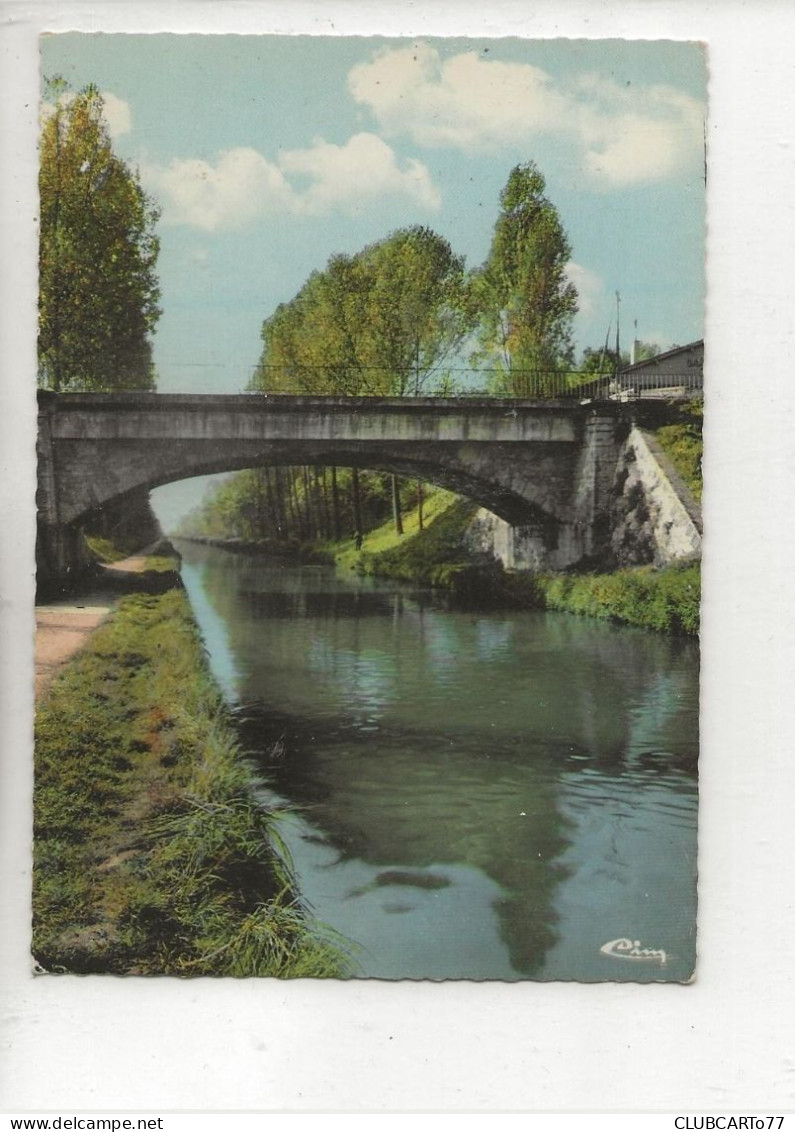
[[175, 539, 699, 982]]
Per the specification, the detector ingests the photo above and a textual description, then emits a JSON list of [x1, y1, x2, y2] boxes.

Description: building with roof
[[617, 340, 703, 400]]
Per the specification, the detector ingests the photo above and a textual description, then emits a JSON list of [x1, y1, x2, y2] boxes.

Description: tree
[[39, 79, 161, 391], [471, 162, 577, 396], [251, 226, 467, 533], [251, 255, 369, 395], [352, 226, 467, 396], [580, 346, 627, 375], [632, 340, 662, 364], [251, 226, 466, 398]]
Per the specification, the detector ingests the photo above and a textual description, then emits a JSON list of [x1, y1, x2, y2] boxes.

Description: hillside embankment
[[33, 543, 350, 977]]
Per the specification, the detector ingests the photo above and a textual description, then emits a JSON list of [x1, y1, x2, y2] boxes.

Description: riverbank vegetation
[[504, 560, 700, 636], [34, 581, 350, 976], [184, 474, 700, 636], [340, 489, 700, 635], [179, 463, 438, 553], [651, 400, 703, 502], [337, 492, 505, 599]]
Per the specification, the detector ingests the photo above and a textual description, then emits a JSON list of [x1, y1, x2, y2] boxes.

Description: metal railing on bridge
[[247, 368, 703, 402]]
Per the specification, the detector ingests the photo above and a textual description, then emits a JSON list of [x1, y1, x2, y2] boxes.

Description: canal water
[[175, 540, 699, 982]]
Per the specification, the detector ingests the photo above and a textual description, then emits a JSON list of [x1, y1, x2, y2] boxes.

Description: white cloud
[[566, 261, 603, 319], [574, 76, 704, 187], [279, 132, 441, 214], [143, 148, 294, 231], [349, 42, 567, 152], [99, 92, 132, 139], [348, 43, 705, 188], [40, 90, 132, 140], [143, 133, 441, 231]]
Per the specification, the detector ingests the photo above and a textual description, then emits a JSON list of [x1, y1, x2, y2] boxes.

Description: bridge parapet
[[38, 391, 608, 445]]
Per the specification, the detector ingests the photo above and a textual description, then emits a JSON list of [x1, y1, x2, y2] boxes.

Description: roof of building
[[620, 339, 704, 374]]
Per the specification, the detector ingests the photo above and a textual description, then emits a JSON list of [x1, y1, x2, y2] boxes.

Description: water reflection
[[176, 541, 698, 981]]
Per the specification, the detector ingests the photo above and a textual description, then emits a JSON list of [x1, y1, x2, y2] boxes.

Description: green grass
[[141, 554, 182, 574], [332, 486, 464, 572], [505, 559, 700, 636], [651, 402, 703, 502], [34, 585, 351, 977], [83, 535, 129, 563], [334, 490, 504, 599]]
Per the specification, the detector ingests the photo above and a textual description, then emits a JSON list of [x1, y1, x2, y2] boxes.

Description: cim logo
[[600, 937, 667, 965]]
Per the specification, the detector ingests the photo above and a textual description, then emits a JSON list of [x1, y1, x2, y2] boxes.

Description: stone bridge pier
[[36, 392, 625, 585]]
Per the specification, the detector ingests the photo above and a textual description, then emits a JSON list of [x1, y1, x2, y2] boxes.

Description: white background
[[2, 0, 794, 1116]]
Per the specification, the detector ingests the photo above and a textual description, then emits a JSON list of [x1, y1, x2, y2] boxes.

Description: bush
[[530, 560, 700, 635]]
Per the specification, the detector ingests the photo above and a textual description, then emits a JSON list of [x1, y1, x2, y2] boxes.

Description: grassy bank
[[332, 486, 699, 635], [333, 488, 502, 598], [352, 500, 489, 591], [503, 559, 700, 636], [649, 401, 703, 502], [34, 582, 350, 976]]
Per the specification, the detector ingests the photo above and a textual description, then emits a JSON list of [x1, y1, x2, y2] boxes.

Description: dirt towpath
[[35, 554, 153, 700], [35, 602, 112, 701]]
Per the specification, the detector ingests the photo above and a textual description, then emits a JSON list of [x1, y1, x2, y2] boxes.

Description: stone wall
[[609, 427, 701, 567], [467, 424, 701, 573]]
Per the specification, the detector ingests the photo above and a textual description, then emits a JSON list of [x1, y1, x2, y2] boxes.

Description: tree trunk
[[288, 469, 303, 538], [330, 466, 341, 541], [264, 467, 281, 538], [319, 467, 332, 539], [351, 467, 363, 539], [416, 480, 424, 531], [391, 474, 404, 536], [254, 468, 267, 538], [274, 466, 290, 539], [301, 465, 313, 538]]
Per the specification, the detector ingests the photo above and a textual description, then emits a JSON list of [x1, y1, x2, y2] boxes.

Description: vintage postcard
[[32, 31, 704, 983]]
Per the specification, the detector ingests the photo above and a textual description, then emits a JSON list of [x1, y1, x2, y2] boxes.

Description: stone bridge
[[36, 391, 626, 581]]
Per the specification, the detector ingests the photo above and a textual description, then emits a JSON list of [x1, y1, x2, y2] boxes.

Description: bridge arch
[[70, 440, 569, 530]]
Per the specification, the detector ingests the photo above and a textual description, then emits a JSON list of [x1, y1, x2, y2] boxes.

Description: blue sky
[[40, 33, 706, 524], [42, 34, 706, 386]]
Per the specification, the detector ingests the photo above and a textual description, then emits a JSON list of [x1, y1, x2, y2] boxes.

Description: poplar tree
[[38, 79, 161, 391], [472, 162, 577, 396]]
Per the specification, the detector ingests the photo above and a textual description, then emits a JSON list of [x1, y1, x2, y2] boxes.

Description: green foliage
[[251, 225, 467, 397], [510, 560, 701, 636], [38, 79, 161, 391], [180, 464, 430, 548], [633, 340, 662, 363], [34, 586, 349, 976], [470, 162, 578, 396], [83, 535, 129, 563], [654, 404, 703, 501], [580, 346, 627, 374], [357, 498, 480, 585]]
